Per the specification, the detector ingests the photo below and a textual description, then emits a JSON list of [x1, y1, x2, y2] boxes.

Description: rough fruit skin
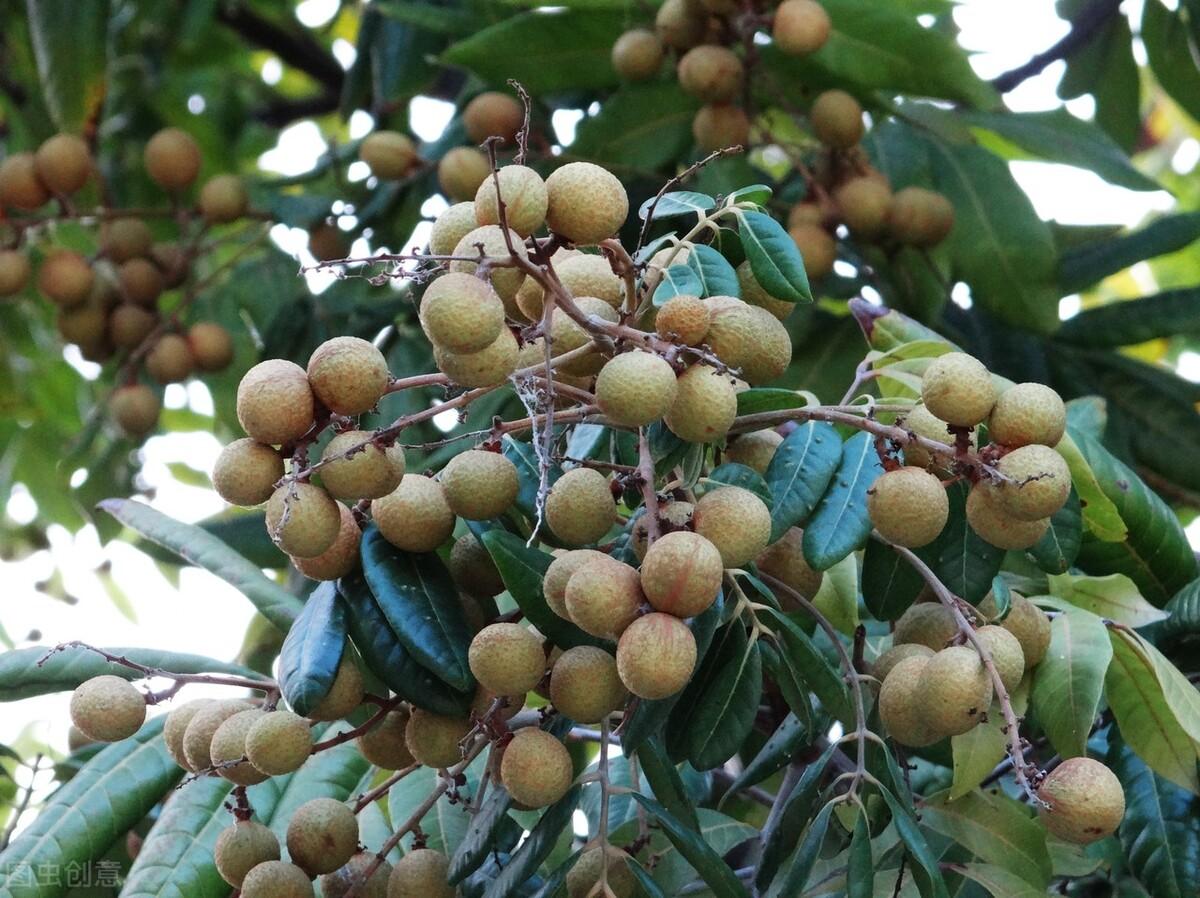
[[38, 250, 94, 307], [640, 530, 723, 618], [321, 852, 392, 898], [631, 500, 695, 560], [307, 336, 389, 417], [464, 91, 525, 143], [310, 655, 365, 721], [188, 321, 235, 371], [547, 297, 620, 375], [974, 625, 1025, 693], [144, 127, 202, 190], [245, 710, 312, 775], [893, 603, 957, 651], [1037, 758, 1125, 845], [210, 708, 270, 785], [756, 528, 823, 604], [596, 351, 678, 426], [736, 261, 794, 320], [34, 133, 91, 194], [240, 860, 314, 898], [112, 384, 161, 438], [726, 429, 783, 474], [545, 162, 629, 246], [421, 273, 506, 356], [146, 333, 194, 383], [704, 297, 792, 385], [835, 177, 893, 238], [438, 147, 492, 203], [237, 360, 315, 446], [693, 485, 771, 568], [788, 224, 837, 280], [656, 294, 711, 345], [617, 612, 698, 700], [810, 90, 864, 149], [565, 558, 644, 639], [544, 549, 610, 618], [501, 728, 574, 809], [320, 431, 406, 501], [70, 675, 146, 742], [550, 646, 627, 723], [388, 848, 456, 898], [265, 482, 341, 558], [872, 643, 934, 683], [183, 699, 254, 771], [612, 28, 664, 80], [693, 104, 751, 152], [546, 467, 616, 546], [656, 0, 706, 49], [164, 698, 213, 769], [988, 382, 1066, 449], [449, 533, 506, 598], [470, 623, 546, 696], [292, 502, 361, 581], [286, 797, 358, 875], [990, 444, 1071, 521], [665, 364, 738, 443], [0, 153, 49, 209], [440, 449, 519, 520], [920, 645, 993, 737], [888, 187, 955, 247], [449, 225, 528, 303], [108, 304, 157, 349], [435, 327, 519, 388], [357, 709, 415, 769], [0, 249, 31, 297], [373, 474, 456, 553], [879, 656, 940, 747], [558, 253, 623, 308], [868, 466, 949, 549], [996, 595, 1051, 669], [773, 0, 832, 54], [199, 174, 248, 223], [360, 131, 417, 179], [965, 485, 1050, 551], [921, 352, 996, 427], [215, 821, 281, 888], [677, 45, 743, 102], [901, 402, 974, 470], [405, 710, 471, 768], [474, 165, 548, 236], [429, 202, 479, 256], [566, 846, 637, 898]]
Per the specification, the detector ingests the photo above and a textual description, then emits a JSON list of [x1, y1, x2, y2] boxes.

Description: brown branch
[[37, 642, 277, 696], [215, 3, 345, 91], [991, 0, 1122, 93], [635, 146, 745, 255]]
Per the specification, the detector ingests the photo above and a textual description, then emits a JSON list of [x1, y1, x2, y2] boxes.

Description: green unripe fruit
[[474, 165, 548, 237], [188, 321, 235, 371], [420, 272, 506, 354], [265, 482, 341, 558], [111, 384, 161, 438], [405, 709, 471, 768], [550, 646, 628, 723], [989, 444, 1070, 521], [655, 0, 706, 49], [565, 558, 643, 639], [360, 131, 417, 179], [322, 852, 392, 898], [595, 351, 678, 426], [308, 336, 389, 417], [308, 223, 347, 262], [726, 429, 783, 474], [630, 500, 694, 560], [245, 710, 312, 775], [183, 699, 254, 771], [437, 147, 492, 203], [237, 359, 315, 446], [655, 294, 711, 345], [449, 225, 528, 304], [358, 709, 415, 769], [144, 127, 202, 190], [693, 104, 751, 153], [211, 708, 270, 785], [974, 625, 1025, 693], [449, 533, 506, 598], [0, 152, 49, 209], [388, 848, 456, 898], [878, 656, 940, 747], [987, 382, 1066, 449], [888, 187, 955, 247], [665, 364, 738, 443], [613, 29, 664, 80], [893, 603, 957, 651], [990, 594, 1051, 669], [871, 643, 934, 683], [920, 352, 996, 427], [835, 177, 893, 239], [789, 223, 836, 280], [693, 485, 771, 568], [545, 162, 629, 246], [964, 485, 1050, 550], [677, 45, 743, 103], [559, 253, 624, 308], [215, 821, 281, 888], [901, 402, 975, 470], [704, 296, 792, 385], [164, 698, 213, 769], [429, 202, 479, 256], [441, 449, 519, 520], [1036, 757, 1125, 845], [320, 431, 406, 501], [469, 623, 546, 696], [104, 218, 154, 263], [373, 474, 456, 553], [309, 654, 365, 721], [69, 675, 146, 742], [920, 645, 993, 737], [544, 549, 610, 618], [464, 91, 524, 143], [34, 133, 91, 194], [566, 846, 637, 898], [756, 527, 823, 604], [500, 728, 574, 808], [772, 0, 832, 54], [810, 90, 864, 149], [616, 612, 697, 699], [287, 797, 358, 875], [38, 250, 93, 307], [292, 502, 361, 581], [546, 467, 616, 546], [145, 333, 193, 383], [199, 174, 248, 223], [0, 249, 31, 297], [241, 861, 314, 898], [736, 261, 793, 321], [868, 466, 949, 548], [434, 326, 520, 388]]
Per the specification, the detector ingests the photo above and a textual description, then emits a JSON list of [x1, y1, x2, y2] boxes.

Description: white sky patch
[[411, 97, 456, 142], [296, 0, 339, 28], [259, 121, 329, 176]]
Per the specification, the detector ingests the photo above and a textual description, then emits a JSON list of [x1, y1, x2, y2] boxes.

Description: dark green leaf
[[770, 801, 835, 897], [763, 422, 841, 543], [687, 245, 741, 299], [708, 463, 772, 506], [861, 538, 925, 621], [278, 582, 348, 717], [1057, 288, 1200, 347], [718, 713, 808, 802], [483, 786, 582, 898], [640, 191, 716, 221], [1058, 212, 1200, 295], [627, 861, 669, 898], [802, 431, 883, 570], [449, 783, 514, 885], [1030, 610, 1112, 758], [1058, 6, 1140, 150], [736, 388, 811, 417], [848, 810, 874, 898], [758, 603, 850, 722], [931, 481, 1006, 605], [920, 789, 1052, 889], [1153, 576, 1200, 646], [686, 632, 762, 770], [756, 740, 838, 893], [990, 576, 1013, 620], [1030, 488, 1082, 575], [1142, 0, 1200, 124], [571, 81, 699, 169], [638, 738, 701, 832], [653, 263, 705, 306], [26, 0, 109, 131], [738, 210, 811, 303], [628, 795, 751, 898]]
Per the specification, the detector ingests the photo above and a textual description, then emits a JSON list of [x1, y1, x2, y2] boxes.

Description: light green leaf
[[810, 551, 860, 636], [1054, 432, 1125, 543], [1030, 610, 1112, 758], [921, 790, 1051, 888], [950, 679, 1029, 800], [26, 0, 110, 131], [1047, 573, 1170, 627], [951, 862, 1048, 898]]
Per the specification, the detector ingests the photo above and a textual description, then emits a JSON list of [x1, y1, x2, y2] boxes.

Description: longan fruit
[[868, 466, 949, 549], [119, 257, 165, 307], [888, 186, 955, 247], [656, 0, 707, 49], [108, 304, 157, 350], [104, 218, 153, 263], [664, 364, 738, 443], [871, 643, 933, 683], [892, 603, 957, 651], [0, 153, 49, 209], [616, 612, 697, 699], [213, 438, 285, 506], [986, 594, 1050, 669], [420, 272, 506, 354], [964, 485, 1050, 551], [693, 104, 751, 153], [440, 449, 519, 520], [357, 708, 415, 770], [265, 482, 341, 558], [182, 699, 254, 771], [613, 29, 664, 80], [630, 501, 695, 561], [38, 250, 94, 307], [214, 821, 280, 888], [546, 297, 620, 376], [111, 384, 161, 438], [308, 223, 347, 262], [463, 91, 525, 144], [449, 224, 528, 303], [163, 698, 213, 769], [788, 224, 836, 280], [725, 429, 783, 474], [639, 530, 723, 618], [878, 655, 940, 747], [210, 708, 270, 785], [291, 502, 361, 581], [56, 302, 107, 346], [693, 485, 771, 567], [359, 131, 417, 179], [69, 675, 146, 742], [772, 0, 832, 55], [145, 333, 194, 384], [429, 202, 479, 256], [373, 474, 456, 553], [756, 527, 823, 603], [677, 45, 744, 103], [287, 797, 358, 875], [198, 174, 248, 223], [558, 253, 623, 309], [245, 709, 313, 775], [788, 201, 823, 230], [565, 557, 643, 639], [437, 147, 492, 203], [151, 242, 189, 287], [736, 261, 794, 320], [322, 852, 391, 898], [405, 709, 471, 768], [241, 861, 314, 898], [309, 653, 365, 721], [545, 162, 629, 246], [920, 352, 996, 428], [144, 127, 202, 190], [835, 177, 893, 238], [34, 133, 92, 194], [0, 249, 31, 297], [595, 351, 678, 426], [307, 336, 390, 417], [988, 444, 1071, 521], [545, 467, 616, 546], [566, 846, 637, 898], [501, 728, 574, 808], [810, 90, 865, 149], [920, 645, 993, 737], [550, 646, 627, 723], [704, 297, 792, 384], [987, 382, 1066, 449], [900, 402, 973, 470], [388, 849, 455, 898], [469, 623, 546, 696], [188, 321, 235, 371], [319, 431, 406, 501], [973, 625, 1025, 693], [655, 294, 711, 345], [237, 359, 315, 446], [434, 326, 520, 387], [543, 549, 610, 618], [449, 532, 506, 598], [1036, 758, 1125, 845], [474, 164, 548, 237]]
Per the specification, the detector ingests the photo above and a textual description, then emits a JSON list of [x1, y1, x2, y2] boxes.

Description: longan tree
[[2, 2, 1200, 898]]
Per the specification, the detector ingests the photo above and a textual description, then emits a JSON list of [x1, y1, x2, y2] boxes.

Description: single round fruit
[[287, 797, 358, 875], [893, 603, 957, 651], [405, 709, 471, 768], [773, 0, 832, 54], [308, 223, 347, 262], [656, 0, 706, 49], [693, 104, 751, 152], [119, 257, 164, 307], [57, 302, 107, 346], [0, 249, 31, 297], [974, 625, 1025, 693], [463, 91, 525, 144], [988, 383, 1066, 449], [188, 321, 235, 371], [565, 558, 643, 639], [237, 359, 315, 446], [835, 177, 893, 238], [449, 225, 528, 303], [546, 467, 616, 546], [995, 595, 1051, 669], [474, 165, 547, 237], [868, 466, 949, 548], [736, 261, 794, 320], [546, 298, 620, 376], [789, 224, 836, 280], [320, 431, 406, 501], [111, 384, 161, 438], [665, 364, 738, 443], [321, 852, 392, 898], [145, 333, 193, 383], [38, 250, 93, 307], [1037, 758, 1125, 845], [108, 304, 157, 349], [500, 728, 574, 808], [309, 654, 365, 721], [373, 474, 456, 553], [677, 45, 743, 103], [307, 336, 389, 416], [215, 821, 281, 888], [879, 656, 940, 747], [357, 708, 415, 769], [566, 846, 636, 898], [434, 326, 520, 387], [989, 444, 1071, 521], [888, 187, 955, 247], [921, 352, 996, 428], [245, 709, 312, 775], [183, 699, 254, 771], [34, 133, 91, 194], [693, 485, 771, 568], [241, 861, 314, 898], [558, 253, 623, 309], [595, 351, 678, 426], [210, 708, 270, 785], [265, 482, 341, 558], [144, 127, 201, 190], [964, 485, 1050, 550], [872, 643, 934, 683], [199, 174, 248, 223], [421, 273, 506, 355], [630, 501, 695, 561], [164, 698, 213, 769], [388, 849, 455, 898], [544, 549, 610, 618], [810, 90, 864, 149], [613, 29, 664, 80], [292, 502, 362, 581], [359, 131, 417, 179], [153, 242, 189, 287], [0, 153, 49, 209], [704, 296, 792, 384], [920, 645, 993, 737], [449, 533, 505, 597], [550, 646, 627, 723], [440, 449, 519, 520], [104, 218, 153, 263], [655, 294, 711, 345], [545, 162, 629, 246], [756, 527, 823, 604], [788, 202, 823, 229], [726, 429, 782, 474], [617, 613, 697, 699], [213, 439, 283, 507], [70, 675, 146, 742], [900, 402, 975, 470], [429, 202, 479, 256], [437, 147, 492, 203], [469, 623, 545, 696]]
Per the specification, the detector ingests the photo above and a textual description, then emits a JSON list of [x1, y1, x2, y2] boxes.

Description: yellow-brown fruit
[[144, 127, 202, 190], [449, 224, 528, 303], [693, 104, 751, 153], [469, 623, 546, 695], [559, 253, 623, 308], [965, 485, 1050, 551], [187, 321, 235, 371], [308, 223, 347, 262], [868, 466, 949, 548], [373, 474, 456, 553], [449, 532, 506, 597], [693, 485, 771, 568], [566, 846, 637, 898], [921, 352, 996, 427], [892, 603, 957, 651], [655, 294, 711, 345], [107, 304, 157, 350], [810, 90, 865, 149], [441, 449, 519, 520], [631, 501, 695, 560], [245, 709, 312, 775], [665, 364, 738, 443], [565, 558, 643, 638], [405, 709, 471, 768], [164, 698, 213, 769], [0, 249, 31, 297], [388, 849, 456, 898], [772, 0, 832, 54], [198, 174, 248, 224], [152, 242, 189, 287], [990, 594, 1050, 669], [900, 402, 974, 470], [544, 549, 610, 618], [473, 685, 524, 722], [38, 250, 93, 307], [988, 382, 1066, 449], [788, 202, 823, 229], [309, 654, 366, 721], [292, 502, 361, 582], [474, 165, 548, 237], [145, 333, 193, 383], [437, 147, 492, 203], [878, 655, 940, 747], [656, 0, 707, 49], [550, 646, 627, 723], [677, 45, 743, 103], [357, 708, 415, 770], [429, 202, 479, 256], [989, 444, 1070, 520], [1036, 757, 1125, 845], [56, 302, 107, 346], [640, 530, 723, 618], [756, 527, 823, 603], [237, 359, 315, 445], [974, 625, 1024, 693], [34, 133, 91, 194], [0, 153, 49, 209], [616, 612, 697, 699], [322, 852, 392, 898], [835, 177, 893, 239], [736, 261, 793, 321], [789, 224, 836, 280], [726, 429, 783, 474], [111, 384, 161, 438], [546, 297, 620, 376], [463, 91, 525, 144], [241, 861, 314, 898], [210, 708, 270, 785], [545, 162, 629, 246], [435, 326, 520, 388], [213, 438, 284, 507], [287, 797, 358, 875], [613, 29, 664, 80], [215, 820, 281, 888], [920, 645, 993, 737], [887, 187, 955, 247], [183, 699, 254, 771], [871, 643, 934, 683], [308, 336, 389, 416], [500, 728, 574, 808], [69, 675, 145, 742], [119, 257, 164, 307], [104, 218, 153, 263], [546, 467, 616, 546], [320, 431, 406, 501], [359, 131, 417, 179], [595, 351, 678, 426], [265, 482, 341, 558]]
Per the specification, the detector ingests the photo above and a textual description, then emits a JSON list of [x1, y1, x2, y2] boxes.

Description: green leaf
[[921, 789, 1052, 888], [763, 422, 841, 543], [735, 388, 811, 416], [926, 480, 1005, 606], [802, 431, 884, 571], [361, 524, 474, 691], [25, 0, 110, 131], [448, 783, 513, 885], [687, 245, 741, 299], [98, 498, 303, 631], [1142, 0, 1200, 124], [768, 801, 835, 897], [862, 538, 925, 621], [571, 81, 699, 169], [758, 603, 850, 723], [653, 264, 705, 306], [756, 741, 838, 893], [1030, 610, 1112, 758], [1113, 628, 1200, 746], [628, 795, 751, 898], [1058, 212, 1200, 294], [717, 712, 808, 803], [707, 463, 772, 506], [1046, 573, 1170, 627], [1054, 431, 1125, 543], [952, 863, 1048, 898], [483, 786, 582, 898], [1057, 288, 1200, 348], [1154, 576, 1200, 646], [638, 738, 701, 832], [1057, 4, 1140, 151], [1030, 487, 1082, 575], [949, 680, 1030, 800], [641, 192, 717, 221], [263, 735, 369, 840], [686, 630, 762, 770], [737, 210, 812, 303], [847, 809, 874, 898], [876, 785, 951, 898], [278, 582, 348, 717]]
